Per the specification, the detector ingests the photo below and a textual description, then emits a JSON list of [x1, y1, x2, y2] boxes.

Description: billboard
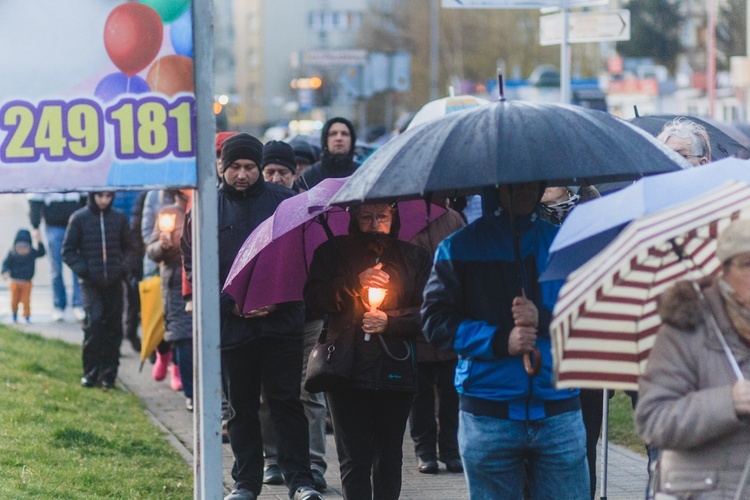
[[0, 0, 196, 193]]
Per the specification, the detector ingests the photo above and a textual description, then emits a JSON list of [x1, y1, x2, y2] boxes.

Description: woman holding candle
[[304, 202, 431, 500]]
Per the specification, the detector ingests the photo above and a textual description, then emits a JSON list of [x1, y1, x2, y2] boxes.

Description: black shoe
[[224, 487, 255, 500], [127, 334, 141, 353], [311, 469, 327, 491], [292, 486, 323, 500], [262, 464, 283, 485], [101, 379, 115, 389], [443, 457, 464, 473], [80, 377, 96, 388], [418, 457, 439, 474]]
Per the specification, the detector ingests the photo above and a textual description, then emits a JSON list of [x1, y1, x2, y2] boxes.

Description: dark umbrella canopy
[[629, 114, 749, 160], [329, 100, 689, 205]]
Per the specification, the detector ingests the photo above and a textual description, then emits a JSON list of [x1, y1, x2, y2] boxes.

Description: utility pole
[[707, 0, 717, 117]]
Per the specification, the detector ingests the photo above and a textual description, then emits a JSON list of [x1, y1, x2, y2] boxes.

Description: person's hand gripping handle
[[510, 290, 541, 377]]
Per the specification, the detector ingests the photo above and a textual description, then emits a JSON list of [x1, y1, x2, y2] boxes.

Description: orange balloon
[[146, 55, 194, 96]]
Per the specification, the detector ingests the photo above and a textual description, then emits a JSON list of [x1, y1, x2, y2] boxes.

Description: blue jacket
[[421, 211, 578, 421]]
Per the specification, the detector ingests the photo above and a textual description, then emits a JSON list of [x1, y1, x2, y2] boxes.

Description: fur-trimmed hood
[[658, 276, 716, 331]]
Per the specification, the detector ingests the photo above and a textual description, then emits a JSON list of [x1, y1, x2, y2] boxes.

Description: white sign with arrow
[[540, 9, 631, 45]]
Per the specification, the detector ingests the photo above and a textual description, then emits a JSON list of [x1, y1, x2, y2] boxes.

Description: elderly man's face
[[263, 163, 294, 189], [665, 136, 708, 166]]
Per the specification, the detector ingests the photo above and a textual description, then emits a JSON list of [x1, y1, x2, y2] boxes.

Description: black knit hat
[[262, 140, 297, 174], [221, 133, 263, 169], [289, 137, 319, 165]]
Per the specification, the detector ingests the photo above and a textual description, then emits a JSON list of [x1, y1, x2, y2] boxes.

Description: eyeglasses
[[357, 213, 392, 225]]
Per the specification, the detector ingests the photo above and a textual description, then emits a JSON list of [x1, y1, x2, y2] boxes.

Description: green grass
[[607, 391, 648, 457], [0, 325, 192, 499]]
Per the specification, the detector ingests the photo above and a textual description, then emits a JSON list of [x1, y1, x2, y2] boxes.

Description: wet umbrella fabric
[[329, 100, 689, 206], [550, 181, 750, 391], [407, 94, 490, 130], [222, 177, 447, 314], [628, 114, 749, 160], [542, 157, 750, 281]]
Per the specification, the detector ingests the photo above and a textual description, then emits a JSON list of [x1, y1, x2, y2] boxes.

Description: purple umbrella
[[222, 177, 447, 314]]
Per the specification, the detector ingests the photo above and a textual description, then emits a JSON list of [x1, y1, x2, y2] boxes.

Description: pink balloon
[[104, 3, 163, 77]]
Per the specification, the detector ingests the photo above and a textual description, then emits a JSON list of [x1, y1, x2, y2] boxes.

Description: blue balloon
[[170, 9, 193, 57], [95, 73, 150, 102]]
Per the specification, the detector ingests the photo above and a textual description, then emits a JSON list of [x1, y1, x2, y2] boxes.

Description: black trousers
[[409, 359, 460, 461], [121, 275, 140, 341], [580, 389, 604, 500], [222, 336, 313, 497], [81, 281, 124, 384], [327, 387, 414, 500]]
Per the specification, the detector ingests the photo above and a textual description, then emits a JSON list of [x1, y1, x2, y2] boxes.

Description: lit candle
[[365, 287, 387, 341], [158, 213, 177, 233]]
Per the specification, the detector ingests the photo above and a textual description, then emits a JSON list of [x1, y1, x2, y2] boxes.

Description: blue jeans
[[459, 409, 589, 500], [46, 225, 82, 309]]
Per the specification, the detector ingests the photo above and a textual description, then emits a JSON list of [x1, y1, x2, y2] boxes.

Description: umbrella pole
[[600, 389, 609, 500]]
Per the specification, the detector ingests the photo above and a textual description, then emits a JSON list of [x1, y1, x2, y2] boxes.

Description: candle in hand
[[158, 213, 177, 233], [365, 287, 387, 341]]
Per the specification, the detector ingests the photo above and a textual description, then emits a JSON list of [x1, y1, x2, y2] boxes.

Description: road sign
[[540, 9, 630, 46], [303, 50, 368, 66], [442, 0, 607, 8]]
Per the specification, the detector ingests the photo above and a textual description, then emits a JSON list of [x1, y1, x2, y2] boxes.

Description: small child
[[2, 229, 46, 323]]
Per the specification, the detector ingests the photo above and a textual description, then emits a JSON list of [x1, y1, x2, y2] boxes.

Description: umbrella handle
[[523, 347, 541, 377]]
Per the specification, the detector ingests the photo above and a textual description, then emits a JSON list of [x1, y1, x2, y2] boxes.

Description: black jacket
[[304, 232, 431, 391], [62, 194, 139, 287], [2, 230, 46, 281], [28, 193, 86, 229], [298, 117, 359, 190], [182, 177, 303, 349]]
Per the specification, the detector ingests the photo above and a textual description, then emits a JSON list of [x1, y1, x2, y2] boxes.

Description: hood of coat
[[14, 229, 32, 245], [87, 192, 114, 214], [658, 276, 716, 331]]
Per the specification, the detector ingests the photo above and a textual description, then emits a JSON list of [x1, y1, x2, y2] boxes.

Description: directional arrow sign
[[540, 9, 631, 46]]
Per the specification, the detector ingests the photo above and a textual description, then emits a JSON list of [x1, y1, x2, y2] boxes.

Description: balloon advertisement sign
[[0, 0, 196, 192]]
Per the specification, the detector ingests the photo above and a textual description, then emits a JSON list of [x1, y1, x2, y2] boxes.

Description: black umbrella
[[329, 98, 689, 205], [628, 114, 749, 160]]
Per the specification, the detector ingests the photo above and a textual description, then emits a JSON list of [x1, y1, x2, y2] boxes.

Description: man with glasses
[[657, 117, 712, 166]]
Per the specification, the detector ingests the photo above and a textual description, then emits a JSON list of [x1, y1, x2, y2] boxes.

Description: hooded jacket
[[635, 278, 750, 498], [304, 210, 431, 392], [298, 117, 359, 190], [421, 210, 579, 420], [62, 193, 139, 287], [181, 175, 302, 349], [2, 229, 46, 281]]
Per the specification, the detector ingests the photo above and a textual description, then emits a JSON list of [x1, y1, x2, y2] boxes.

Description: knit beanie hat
[[289, 137, 318, 165], [717, 219, 750, 264], [262, 140, 297, 174], [220, 133, 263, 169]]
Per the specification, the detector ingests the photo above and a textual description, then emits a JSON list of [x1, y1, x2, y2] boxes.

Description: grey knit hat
[[717, 219, 750, 264]]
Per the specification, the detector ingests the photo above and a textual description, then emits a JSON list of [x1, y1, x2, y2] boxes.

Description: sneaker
[[221, 420, 230, 443], [224, 487, 255, 500], [80, 377, 96, 388], [126, 333, 141, 352], [152, 350, 171, 381], [24, 317, 30, 324], [51, 308, 64, 322], [72, 306, 86, 322], [101, 379, 115, 390], [185, 398, 193, 412], [12, 313, 17, 323], [292, 486, 323, 500], [169, 364, 183, 391], [311, 469, 327, 491]]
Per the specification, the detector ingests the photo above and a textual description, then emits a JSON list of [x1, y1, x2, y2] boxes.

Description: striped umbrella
[[551, 180, 750, 391]]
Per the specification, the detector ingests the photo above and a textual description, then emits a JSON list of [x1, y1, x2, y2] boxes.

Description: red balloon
[[146, 55, 194, 96], [104, 3, 163, 76]]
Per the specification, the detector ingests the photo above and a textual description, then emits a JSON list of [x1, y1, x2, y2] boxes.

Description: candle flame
[[368, 287, 386, 310], [158, 213, 176, 233]]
